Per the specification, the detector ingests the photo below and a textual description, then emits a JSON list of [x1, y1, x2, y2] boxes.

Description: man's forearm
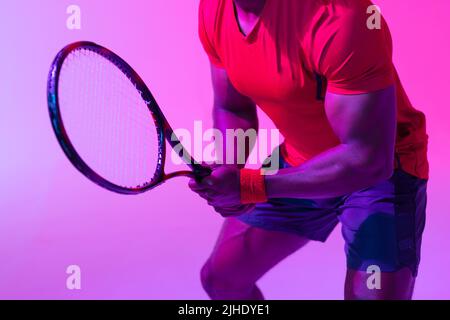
[[265, 143, 394, 199]]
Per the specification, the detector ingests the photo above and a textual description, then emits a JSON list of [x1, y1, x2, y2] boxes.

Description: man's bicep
[[210, 64, 256, 114], [324, 86, 397, 161]]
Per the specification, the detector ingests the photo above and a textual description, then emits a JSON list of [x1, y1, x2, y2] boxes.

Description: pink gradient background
[[0, 0, 449, 299]]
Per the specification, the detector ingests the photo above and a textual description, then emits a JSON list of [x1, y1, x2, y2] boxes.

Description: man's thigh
[[205, 217, 309, 285], [345, 268, 415, 300]]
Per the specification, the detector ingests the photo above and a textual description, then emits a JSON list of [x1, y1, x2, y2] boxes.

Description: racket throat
[[164, 170, 195, 181]]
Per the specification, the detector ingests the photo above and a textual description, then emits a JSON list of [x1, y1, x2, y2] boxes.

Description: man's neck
[[233, 0, 266, 15]]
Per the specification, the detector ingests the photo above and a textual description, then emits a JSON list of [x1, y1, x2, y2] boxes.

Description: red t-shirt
[[199, 0, 429, 179]]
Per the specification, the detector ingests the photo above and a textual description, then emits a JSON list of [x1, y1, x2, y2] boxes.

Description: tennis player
[[189, 0, 429, 300]]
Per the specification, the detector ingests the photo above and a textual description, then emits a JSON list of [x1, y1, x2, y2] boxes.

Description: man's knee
[[200, 260, 253, 299], [200, 261, 216, 294]]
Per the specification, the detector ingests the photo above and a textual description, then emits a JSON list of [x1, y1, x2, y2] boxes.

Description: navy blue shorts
[[238, 155, 427, 276]]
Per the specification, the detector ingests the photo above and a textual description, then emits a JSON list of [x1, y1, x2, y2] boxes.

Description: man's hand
[[188, 165, 254, 217]]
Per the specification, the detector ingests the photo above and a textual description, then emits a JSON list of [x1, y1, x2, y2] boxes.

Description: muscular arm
[[265, 86, 397, 199], [210, 64, 258, 166], [189, 64, 259, 215], [191, 82, 396, 211]]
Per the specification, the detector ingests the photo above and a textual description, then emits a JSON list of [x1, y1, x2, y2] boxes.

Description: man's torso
[[199, 0, 429, 179]]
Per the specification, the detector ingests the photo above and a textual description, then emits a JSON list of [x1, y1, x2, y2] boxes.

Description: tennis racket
[[47, 41, 211, 194]]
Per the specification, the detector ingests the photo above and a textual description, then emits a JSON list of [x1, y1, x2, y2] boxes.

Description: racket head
[[47, 42, 167, 194]]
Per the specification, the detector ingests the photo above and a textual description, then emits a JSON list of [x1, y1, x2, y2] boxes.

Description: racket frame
[[47, 41, 210, 194]]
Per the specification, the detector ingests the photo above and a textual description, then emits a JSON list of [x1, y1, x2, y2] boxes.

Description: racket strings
[[58, 48, 159, 189]]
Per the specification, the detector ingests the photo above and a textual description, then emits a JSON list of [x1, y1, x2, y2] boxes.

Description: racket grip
[[193, 166, 211, 182]]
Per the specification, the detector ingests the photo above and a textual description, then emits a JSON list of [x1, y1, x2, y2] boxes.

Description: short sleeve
[[198, 0, 223, 67], [310, 3, 395, 94]]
